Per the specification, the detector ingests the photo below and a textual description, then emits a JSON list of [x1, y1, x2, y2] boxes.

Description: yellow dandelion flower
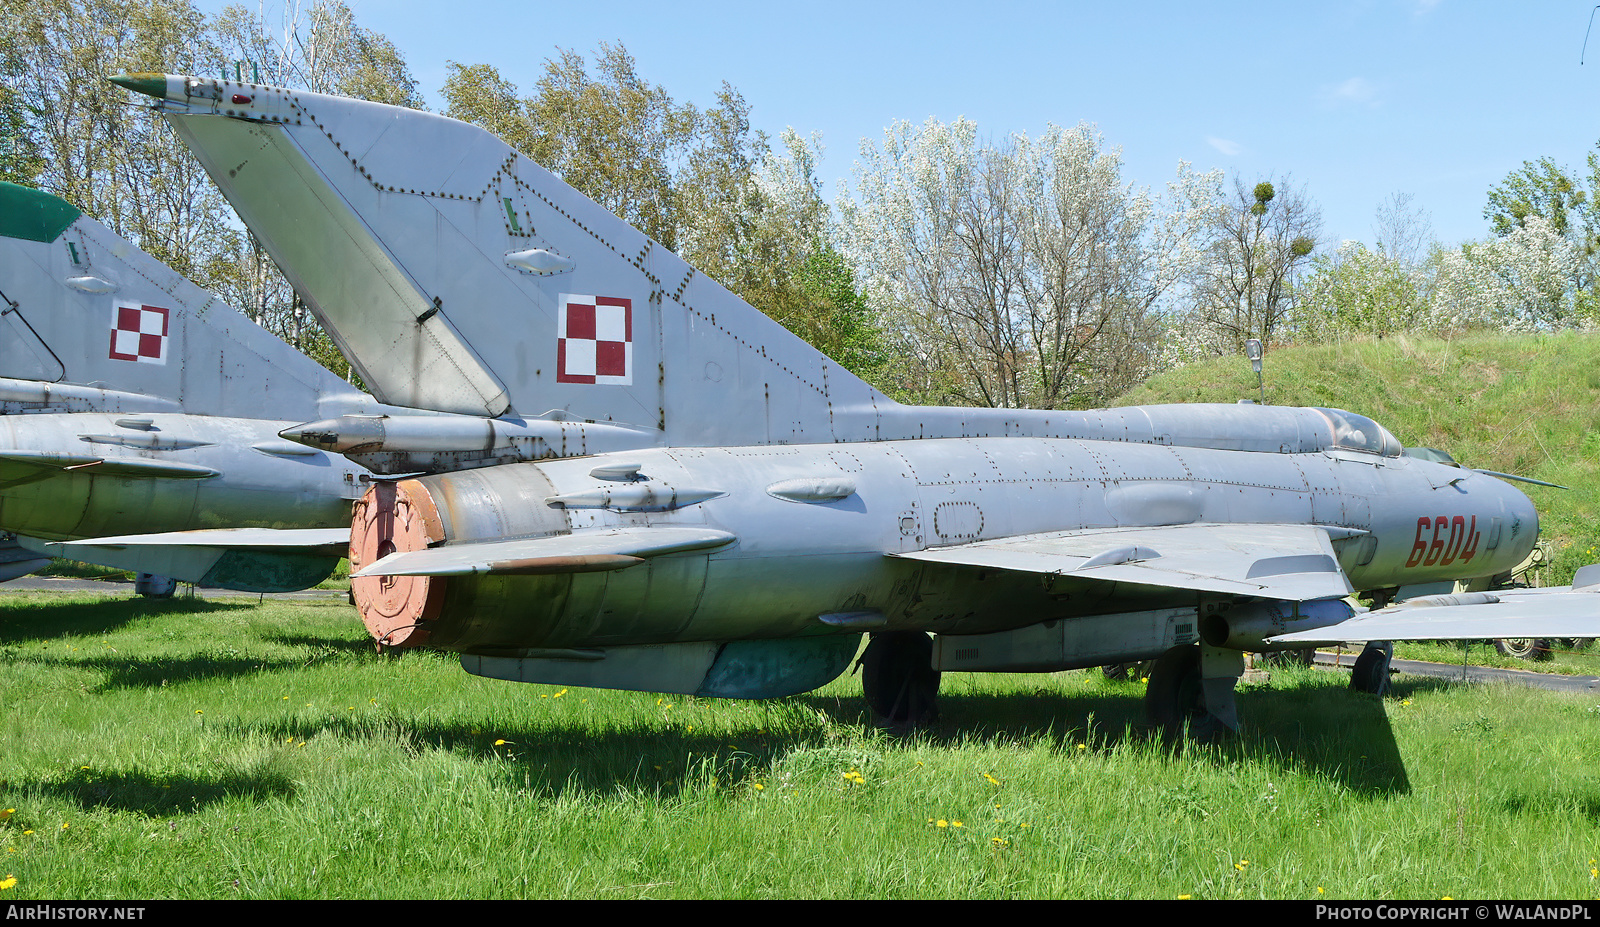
[[952, 820, 963, 828], [1178, 894, 1191, 900], [1077, 743, 1086, 750], [494, 739, 509, 746], [983, 772, 1001, 786], [553, 689, 567, 698], [0, 875, 14, 891], [753, 782, 765, 791], [194, 710, 202, 715], [60, 823, 68, 830], [1318, 887, 1325, 894], [937, 819, 948, 828]]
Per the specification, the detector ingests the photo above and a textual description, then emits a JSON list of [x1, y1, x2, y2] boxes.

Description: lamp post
[[1245, 338, 1264, 404]]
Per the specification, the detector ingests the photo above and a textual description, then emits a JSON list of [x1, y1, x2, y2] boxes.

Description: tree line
[[3, 0, 1587, 410]]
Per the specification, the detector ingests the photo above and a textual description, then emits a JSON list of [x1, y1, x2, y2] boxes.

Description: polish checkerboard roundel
[[557, 294, 632, 385], [109, 301, 170, 365]]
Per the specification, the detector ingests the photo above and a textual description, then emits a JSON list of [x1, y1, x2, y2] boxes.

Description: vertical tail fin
[[148, 75, 890, 446], [0, 181, 371, 419]]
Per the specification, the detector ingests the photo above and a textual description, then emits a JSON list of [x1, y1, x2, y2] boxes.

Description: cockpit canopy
[[1314, 408, 1402, 457]]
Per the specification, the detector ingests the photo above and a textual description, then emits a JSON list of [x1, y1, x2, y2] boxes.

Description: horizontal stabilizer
[[353, 526, 737, 578], [44, 527, 351, 552], [1270, 583, 1600, 645], [21, 528, 349, 592], [893, 523, 1355, 601]]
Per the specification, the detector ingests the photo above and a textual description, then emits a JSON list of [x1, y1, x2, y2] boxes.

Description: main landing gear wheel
[[1349, 641, 1394, 696], [860, 632, 941, 731], [1494, 638, 1553, 661], [1144, 645, 1227, 744]]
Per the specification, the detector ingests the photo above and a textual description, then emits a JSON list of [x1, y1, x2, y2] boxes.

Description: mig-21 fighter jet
[[115, 71, 1600, 735]]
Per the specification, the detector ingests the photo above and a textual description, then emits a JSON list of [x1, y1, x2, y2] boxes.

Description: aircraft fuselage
[[352, 437, 1537, 655], [0, 411, 367, 540]]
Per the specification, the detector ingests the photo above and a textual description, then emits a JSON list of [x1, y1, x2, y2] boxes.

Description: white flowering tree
[[1288, 242, 1437, 341], [1432, 217, 1591, 332], [840, 118, 1221, 409]]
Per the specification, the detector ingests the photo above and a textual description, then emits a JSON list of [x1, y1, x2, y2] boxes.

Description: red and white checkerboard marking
[[557, 294, 632, 385], [108, 301, 170, 365]]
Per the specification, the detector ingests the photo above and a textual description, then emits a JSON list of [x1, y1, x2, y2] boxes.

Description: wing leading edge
[[1270, 581, 1600, 646], [892, 523, 1357, 601]]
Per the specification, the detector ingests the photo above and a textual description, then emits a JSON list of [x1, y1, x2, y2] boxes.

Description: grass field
[[2, 588, 1598, 900]]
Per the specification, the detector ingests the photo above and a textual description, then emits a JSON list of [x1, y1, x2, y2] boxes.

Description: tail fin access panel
[[157, 78, 892, 447]]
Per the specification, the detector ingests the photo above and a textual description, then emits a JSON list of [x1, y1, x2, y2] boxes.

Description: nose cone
[[1501, 478, 1540, 565], [279, 417, 383, 453], [107, 72, 174, 100]]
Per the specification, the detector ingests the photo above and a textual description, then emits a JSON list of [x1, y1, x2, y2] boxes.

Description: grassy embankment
[[1, 591, 1598, 899]]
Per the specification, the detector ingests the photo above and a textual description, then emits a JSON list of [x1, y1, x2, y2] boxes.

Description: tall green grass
[[2, 591, 1597, 899]]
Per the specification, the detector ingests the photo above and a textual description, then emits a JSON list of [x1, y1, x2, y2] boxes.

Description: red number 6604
[[1406, 515, 1480, 568]]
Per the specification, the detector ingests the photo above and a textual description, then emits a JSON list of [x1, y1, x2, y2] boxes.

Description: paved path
[[1314, 649, 1600, 693]]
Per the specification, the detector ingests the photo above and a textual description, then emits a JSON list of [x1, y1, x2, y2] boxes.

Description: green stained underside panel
[[0, 182, 80, 243]]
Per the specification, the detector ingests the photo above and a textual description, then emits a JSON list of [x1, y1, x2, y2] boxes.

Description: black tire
[[860, 632, 941, 730], [1144, 645, 1225, 742], [1494, 638, 1554, 661], [1350, 645, 1392, 695]]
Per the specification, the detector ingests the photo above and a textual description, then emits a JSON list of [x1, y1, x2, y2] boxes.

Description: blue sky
[[213, 1, 1600, 249]]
